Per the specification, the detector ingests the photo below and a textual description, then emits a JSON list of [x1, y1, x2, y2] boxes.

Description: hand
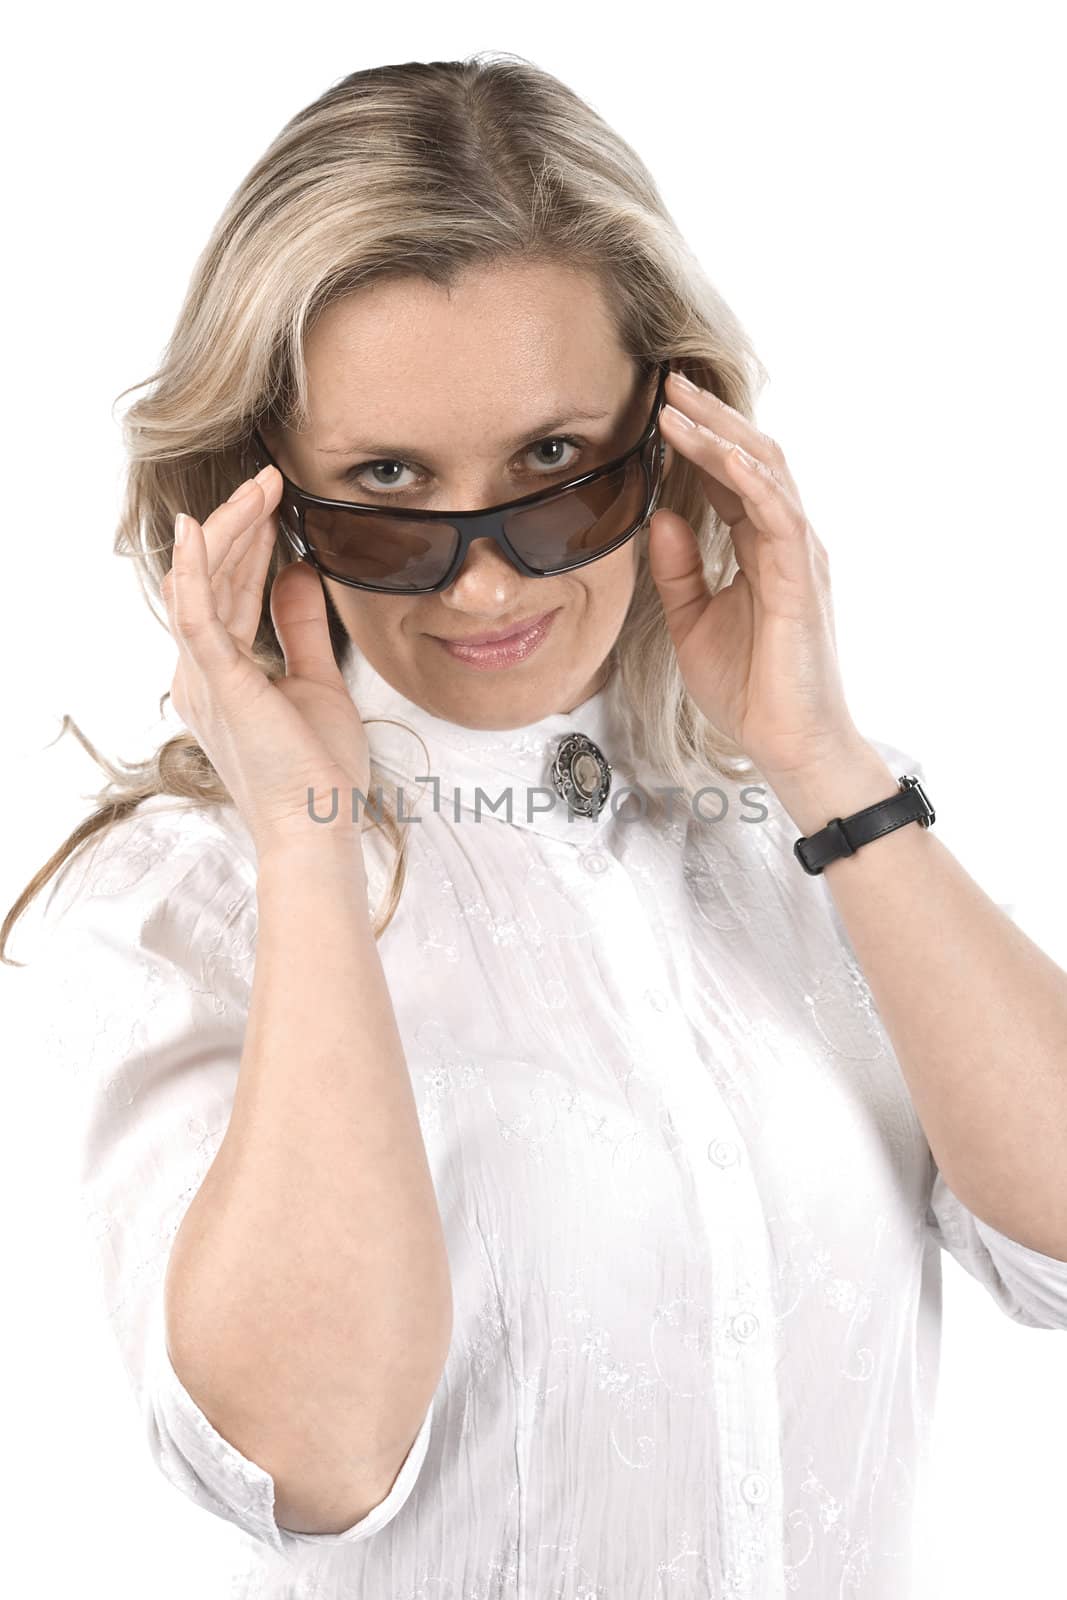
[[649, 370, 865, 785], [161, 467, 371, 861]]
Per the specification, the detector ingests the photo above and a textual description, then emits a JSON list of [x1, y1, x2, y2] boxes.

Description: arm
[[771, 736, 1067, 1266], [164, 835, 452, 1536], [644, 364, 1067, 1300]]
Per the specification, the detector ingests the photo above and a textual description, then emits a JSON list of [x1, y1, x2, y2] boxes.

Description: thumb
[[269, 560, 343, 685], [647, 508, 712, 651]]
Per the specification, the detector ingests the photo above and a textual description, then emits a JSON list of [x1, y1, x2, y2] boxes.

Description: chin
[[429, 661, 576, 729]]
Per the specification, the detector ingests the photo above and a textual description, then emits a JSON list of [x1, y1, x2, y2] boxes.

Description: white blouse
[[29, 645, 1067, 1600]]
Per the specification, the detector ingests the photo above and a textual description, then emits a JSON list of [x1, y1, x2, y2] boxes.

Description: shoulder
[[22, 803, 260, 1157], [37, 795, 257, 948]]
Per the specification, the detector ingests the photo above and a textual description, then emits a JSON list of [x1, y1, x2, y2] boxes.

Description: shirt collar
[[340, 645, 639, 845]]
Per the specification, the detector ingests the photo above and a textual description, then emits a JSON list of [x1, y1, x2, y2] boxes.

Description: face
[[261, 259, 673, 728]]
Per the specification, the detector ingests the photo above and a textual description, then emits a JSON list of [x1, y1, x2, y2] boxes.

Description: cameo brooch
[[550, 732, 613, 819]]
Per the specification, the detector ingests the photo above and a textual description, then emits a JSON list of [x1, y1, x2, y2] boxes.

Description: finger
[[212, 513, 267, 589], [726, 446, 811, 546], [664, 372, 801, 497], [169, 562, 257, 705], [269, 560, 344, 685], [210, 569, 259, 658], [660, 408, 806, 546], [199, 467, 281, 581], [646, 509, 713, 651], [199, 481, 264, 579], [659, 407, 750, 526], [213, 470, 280, 583], [206, 468, 281, 638], [226, 518, 279, 646], [169, 514, 243, 672]]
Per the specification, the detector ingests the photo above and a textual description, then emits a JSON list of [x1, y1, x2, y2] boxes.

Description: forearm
[[164, 838, 452, 1532], [768, 738, 1067, 1260]]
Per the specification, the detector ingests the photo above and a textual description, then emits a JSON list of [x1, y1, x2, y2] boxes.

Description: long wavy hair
[[1, 49, 767, 966]]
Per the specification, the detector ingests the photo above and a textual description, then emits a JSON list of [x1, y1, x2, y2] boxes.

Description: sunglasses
[[246, 360, 671, 595]]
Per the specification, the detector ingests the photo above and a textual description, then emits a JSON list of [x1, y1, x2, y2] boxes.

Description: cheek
[[607, 539, 641, 609], [593, 535, 641, 597], [325, 583, 421, 651], [569, 561, 637, 642]]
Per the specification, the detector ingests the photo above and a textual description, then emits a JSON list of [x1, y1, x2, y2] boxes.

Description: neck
[[565, 654, 614, 713]]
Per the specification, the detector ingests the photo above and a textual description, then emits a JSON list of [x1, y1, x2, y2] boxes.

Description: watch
[[793, 774, 936, 875]]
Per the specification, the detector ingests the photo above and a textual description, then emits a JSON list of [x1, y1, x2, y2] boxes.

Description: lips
[[434, 610, 555, 646], [431, 607, 560, 670]]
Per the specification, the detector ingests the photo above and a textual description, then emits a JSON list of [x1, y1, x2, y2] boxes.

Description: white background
[[2, 3, 1064, 1594]]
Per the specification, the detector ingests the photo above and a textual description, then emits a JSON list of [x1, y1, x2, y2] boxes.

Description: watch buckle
[[900, 774, 936, 827]]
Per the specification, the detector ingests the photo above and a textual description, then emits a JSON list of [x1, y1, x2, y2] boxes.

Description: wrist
[[254, 828, 369, 883], [763, 740, 900, 839]]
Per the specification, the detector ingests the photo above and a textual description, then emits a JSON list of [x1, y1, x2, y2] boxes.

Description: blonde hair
[[1, 49, 766, 967]]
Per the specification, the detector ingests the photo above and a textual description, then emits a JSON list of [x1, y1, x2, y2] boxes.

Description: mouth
[[430, 608, 560, 670]]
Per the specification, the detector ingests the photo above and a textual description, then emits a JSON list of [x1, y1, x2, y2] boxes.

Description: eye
[[348, 459, 416, 494], [340, 435, 588, 499], [527, 437, 580, 471]]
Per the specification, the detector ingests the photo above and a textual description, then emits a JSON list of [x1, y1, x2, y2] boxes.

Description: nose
[[438, 534, 529, 612]]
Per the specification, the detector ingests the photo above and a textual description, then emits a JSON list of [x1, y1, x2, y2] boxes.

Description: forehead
[[302, 262, 636, 448]]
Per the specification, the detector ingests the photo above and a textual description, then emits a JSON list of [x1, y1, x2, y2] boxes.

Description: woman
[[7, 52, 1067, 1600]]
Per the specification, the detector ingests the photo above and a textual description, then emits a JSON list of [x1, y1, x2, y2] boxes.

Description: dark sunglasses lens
[[296, 443, 652, 591], [503, 452, 649, 574], [300, 505, 461, 592]]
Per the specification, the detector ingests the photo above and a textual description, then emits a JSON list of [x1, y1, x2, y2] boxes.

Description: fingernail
[[174, 513, 188, 544], [662, 404, 696, 429], [671, 370, 699, 392], [228, 479, 257, 502], [253, 464, 274, 486]]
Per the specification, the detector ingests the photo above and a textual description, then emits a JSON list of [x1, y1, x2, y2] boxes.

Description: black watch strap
[[793, 774, 935, 875]]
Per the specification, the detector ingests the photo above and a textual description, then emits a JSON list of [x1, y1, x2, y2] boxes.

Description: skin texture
[[260, 260, 674, 728]]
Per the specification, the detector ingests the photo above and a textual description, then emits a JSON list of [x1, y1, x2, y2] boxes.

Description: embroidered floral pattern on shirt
[[29, 693, 1067, 1598]]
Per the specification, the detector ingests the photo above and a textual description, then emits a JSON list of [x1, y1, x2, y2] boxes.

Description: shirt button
[[740, 1471, 769, 1505], [646, 987, 669, 1012], [708, 1138, 739, 1167], [581, 850, 609, 874], [730, 1311, 760, 1343]]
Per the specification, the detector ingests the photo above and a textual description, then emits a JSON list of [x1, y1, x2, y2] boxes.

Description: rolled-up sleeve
[[926, 1164, 1067, 1331], [30, 802, 434, 1552]]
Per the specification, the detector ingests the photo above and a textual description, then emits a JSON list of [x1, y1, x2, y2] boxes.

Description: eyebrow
[[317, 404, 616, 458]]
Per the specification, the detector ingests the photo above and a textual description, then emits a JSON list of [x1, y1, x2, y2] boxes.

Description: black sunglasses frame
[[246, 359, 672, 595]]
